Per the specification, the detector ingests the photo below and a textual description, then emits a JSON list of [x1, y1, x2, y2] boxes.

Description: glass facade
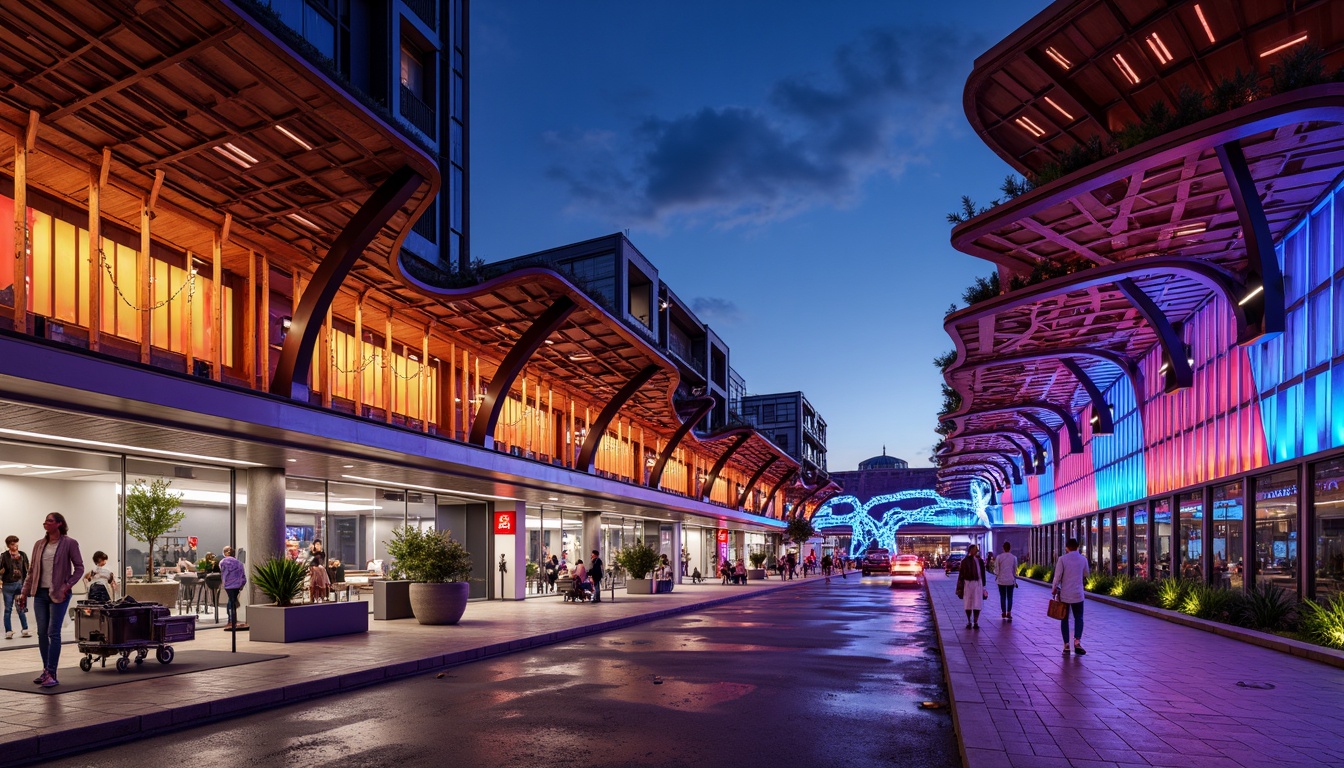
[[1254, 470, 1299, 596], [1178, 491, 1203, 582], [1153, 499, 1172, 580], [1212, 481, 1245, 590], [1100, 511, 1112, 574], [1133, 504, 1149, 579], [1115, 508, 1129, 576], [1313, 459, 1344, 600]]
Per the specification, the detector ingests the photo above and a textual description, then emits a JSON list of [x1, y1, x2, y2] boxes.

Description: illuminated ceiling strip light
[[1194, 5, 1215, 44], [0, 428, 264, 466], [1238, 284, 1264, 306], [1113, 54, 1140, 85], [340, 474, 521, 502], [274, 125, 313, 151], [1015, 116, 1045, 138], [1173, 223, 1207, 237], [1043, 97, 1073, 121], [211, 146, 252, 169], [22, 468, 73, 475], [1259, 34, 1309, 58], [1044, 47, 1071, 69], [1146, 33, 1173, 64], [287, 213, 322, 231], [223, 142, 259, 164]]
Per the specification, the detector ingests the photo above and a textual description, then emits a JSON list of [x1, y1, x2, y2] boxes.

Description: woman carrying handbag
[[955, 544, 988, 629]]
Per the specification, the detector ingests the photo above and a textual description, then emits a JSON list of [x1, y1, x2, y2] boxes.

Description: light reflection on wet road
[[49, 579, 959, 768]]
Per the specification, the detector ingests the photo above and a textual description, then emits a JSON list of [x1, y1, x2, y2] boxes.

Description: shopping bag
[[1046, 598, 1069, 620]]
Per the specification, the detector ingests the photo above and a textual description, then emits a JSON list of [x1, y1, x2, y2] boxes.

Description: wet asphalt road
[[49, 577, 958, 768]]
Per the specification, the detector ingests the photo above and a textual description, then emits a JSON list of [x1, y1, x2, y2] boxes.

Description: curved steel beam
[[1115, 278, 1191, 393], [804, 488, 840, 521], [736, 456, 779, 510], [763, 468, 798, 519], [946, 428, 1044, 474], [1217, 139, 1284, 343], [947, 401, 1082, 454], [941, 460, 1009, 490], [1018, 411, 1066, 470], [948, 347, 1143, 425], [647, 396, 716, 489], [577, 364, 660, 473], [468, 297, 578, 446], [939, 467, 1002, 492], [1060, 358, 1113, 434], [942, 450, 1021, 485], [271, 165, 425, 399], [701, 431, 751, 502]]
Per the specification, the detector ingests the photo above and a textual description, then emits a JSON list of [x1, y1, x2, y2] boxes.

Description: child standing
[[83, 551, 117, 603]]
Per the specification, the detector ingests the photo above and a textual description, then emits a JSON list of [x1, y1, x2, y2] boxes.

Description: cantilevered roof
[[0, 0, 439, 270], [964, 0, 1344, 175]]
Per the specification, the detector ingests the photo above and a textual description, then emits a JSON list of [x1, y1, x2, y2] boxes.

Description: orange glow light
[[1194, 5, 1215, 45], [1146, 33, 1172, 65], [1113, 53, 1140, 85], [1043, 96, 1073, 121], [1260, 34, 1309, 58], [1015, 116, 1045, 138], [1045, 47, 1072, 70]]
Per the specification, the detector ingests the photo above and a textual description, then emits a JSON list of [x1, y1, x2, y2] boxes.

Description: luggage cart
[[75, 599, 196, 673]]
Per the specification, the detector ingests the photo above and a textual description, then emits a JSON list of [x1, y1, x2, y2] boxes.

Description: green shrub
[[1107, 574, 1130, 597], [1118, 577, 1158, 604], [252, 557, 306, 606], [1156, 578, 1196, 610], [749, 551, 768, 569], [1299, 594, 1344, 649], [1179, 584, 1247, 623], [1085, 574, 1116, 594], [614, 540, 661, 579], [1042, 568, 1054, 583], [1016, 562, 1031, 577], [386, 525, 473, 583], [1239, 583, 1297, 631]]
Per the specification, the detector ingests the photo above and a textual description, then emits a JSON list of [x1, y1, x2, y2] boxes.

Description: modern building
[[740, 391, 828, 482], [938, 0, 1344, 600], [0, 0, 833, 631]]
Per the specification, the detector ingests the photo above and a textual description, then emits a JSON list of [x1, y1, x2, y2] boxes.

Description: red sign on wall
[[494, 511, 517, 534], [716, 529, 729, 544]]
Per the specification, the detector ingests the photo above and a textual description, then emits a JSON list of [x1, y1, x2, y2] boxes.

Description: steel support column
[[942, 450, 1021, 484], [468, 297, 578, 446], [576, 364, 660, 473], [735, 456, 779, 510], [1217, 139, 1284, 343], [1116, 278, 1192, 392], [763, 468, 799, 518], [701, 432, 751, 502], [647, 396, 716, 488], [271, 165, 425, 399], [1061, 358, 1113, 434]]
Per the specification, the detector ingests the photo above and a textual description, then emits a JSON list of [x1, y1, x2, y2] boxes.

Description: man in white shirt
[[1051, 538, 1089, 656], [994, 542, 1018, 621]]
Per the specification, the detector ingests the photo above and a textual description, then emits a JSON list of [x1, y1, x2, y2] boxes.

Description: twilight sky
[[469, 1, 1042, 472]]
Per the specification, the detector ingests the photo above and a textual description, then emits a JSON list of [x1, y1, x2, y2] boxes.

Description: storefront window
[[1088, 514, 1099, 569], [326, 481, 394, 578], [1212, 481, 1244, 590], [1153, 499, 1171, 580], [1100, 512, 1112, 574], [1179, 491, 1204, 582], [527, 506, 561, 596], [1115, 508, 1129, 576], [1133, 505, 1149, 579], [1313, 459, 1344, 601], [1254, 469, 1299, 596]]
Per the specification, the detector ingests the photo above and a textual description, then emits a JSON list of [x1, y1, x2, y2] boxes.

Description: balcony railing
[[399, 85, 436, 138]]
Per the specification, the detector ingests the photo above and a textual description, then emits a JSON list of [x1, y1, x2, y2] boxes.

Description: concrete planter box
[[124, 581, 180, 607], [408, 582, 469, 625], [248, 600, 368, 643], [626, 578, 654, 595], [748, 569, 767, 580], [374, 580, 414, 620]]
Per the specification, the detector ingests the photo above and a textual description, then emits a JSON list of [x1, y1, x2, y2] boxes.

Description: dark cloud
[[691, 297, 743, 326], [545, 26, 981, 228]]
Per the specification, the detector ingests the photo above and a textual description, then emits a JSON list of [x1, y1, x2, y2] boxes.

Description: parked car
[[860, 548, 892, 576], [890, 554, 924, 587], [944, 552, 967, 575]]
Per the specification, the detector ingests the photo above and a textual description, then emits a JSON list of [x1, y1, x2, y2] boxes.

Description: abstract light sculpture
[[811, 482, 995, 558]]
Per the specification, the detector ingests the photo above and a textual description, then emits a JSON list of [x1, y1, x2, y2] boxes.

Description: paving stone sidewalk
[[926, 571, 1344, 768], [0, 575, 822, 764]]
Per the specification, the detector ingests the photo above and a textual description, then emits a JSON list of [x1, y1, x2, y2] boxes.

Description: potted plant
[[615, 540, 661, 595], [386, 525, 473, 625], [248, 557, 368, 642], [123, 478, 186, 606], [748, 551, 769, 580]]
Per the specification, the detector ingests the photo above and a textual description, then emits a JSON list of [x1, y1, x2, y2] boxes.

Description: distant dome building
[[858, 448, 907, 471]]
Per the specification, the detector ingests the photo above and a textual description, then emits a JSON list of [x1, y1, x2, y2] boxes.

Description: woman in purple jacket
[[17, 513, 84, 688]]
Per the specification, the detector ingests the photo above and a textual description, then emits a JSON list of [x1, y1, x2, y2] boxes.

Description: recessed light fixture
[[1194, 4, 1215, 44], [1044, 46, 1071, 69], [0, 428, 263, 466], [274, 124, 314, 151], [212, 145, 254, 169], [1146, 33, 1173, 65], [1173, 223, 1207, 237], [1260, 33, 1308, 59], [287, 213, 322, 231], [568, 352, 593, 362], [1113, 53, 1140, 85], [548, 496, 560, 501], [224, 142, 258, 165], [287, 458, 298, 463], [1014, 116, 1046, 138], [343, 464, 355, 468], [1043, 97, 1073, 121]]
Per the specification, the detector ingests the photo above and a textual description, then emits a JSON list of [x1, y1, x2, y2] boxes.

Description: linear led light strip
[[1044, 46, 1071, 69], [1194, 5, 1215, 44], [0, 427, 264, 466], [1113, 53, 1140, 85], [1043, 97, 1073, 121], [212, 142, 258, 169], [1260, 33, 1308, 59], [274, 124, 313, 151], [1015, 116, 1046, 138], [341, 474, 521, 502], [1173, 223, 1206, 237], [1146, 33, 1173, 65]]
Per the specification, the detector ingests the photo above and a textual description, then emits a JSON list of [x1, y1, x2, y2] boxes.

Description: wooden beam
[[12, 136, 26, 333], [24, 109, 38, 152], [211, 230, 223, 381], [259, 253, 270, 390], [138, 196, 150, 363], [147, 169, 165, 215], [354, 294, 365, 415], [87, 166, 102, 349], [421, 322, 431, 433]]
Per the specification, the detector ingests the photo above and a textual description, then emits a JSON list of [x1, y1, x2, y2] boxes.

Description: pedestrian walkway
[[0, 575, 820, 765], [927, 571, 1344, 768]]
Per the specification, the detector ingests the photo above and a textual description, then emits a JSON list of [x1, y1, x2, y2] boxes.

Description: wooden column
[[291, 272, 304, 395], [320, 304, 332, 408], [448, 341, 456, 438], [211, 229, 223, 381], [420, 322, 430, 432], [383, 309, 394, 422], [353, 295, 365, 415], [13, 113, 36, 334], [139, 170, 164, 363], [183, 251, 195, 371], [87, 149, 110, 350], [259, 255, 270, 390], [243, 250, 256, 386]]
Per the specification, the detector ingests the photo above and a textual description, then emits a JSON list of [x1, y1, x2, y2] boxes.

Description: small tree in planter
[[124, 478, 186, 584], [386, 526, 473, 625], [785, 515, 816, 551], [252, 557, 306, 606], [748, 551, 769, 579], [615, 540, 661, 594]]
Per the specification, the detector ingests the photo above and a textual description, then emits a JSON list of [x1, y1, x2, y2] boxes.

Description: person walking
[[18, 513, 84, 687], [956, 544, 987, 629], [220, 546, 247, 630], [1052, 538, 1089, 656], [994, 542, 1018, 621], [0, 536, 30, 639], [821, 553, 833, 583], [590, 549, 604, 602]]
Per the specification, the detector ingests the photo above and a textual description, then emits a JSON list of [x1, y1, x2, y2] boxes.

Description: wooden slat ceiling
[[966, 0, 1344, 175], [0, 0, 438, 269]]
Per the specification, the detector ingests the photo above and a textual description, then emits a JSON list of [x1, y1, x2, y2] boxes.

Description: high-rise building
[[741, 391, 828, 481]]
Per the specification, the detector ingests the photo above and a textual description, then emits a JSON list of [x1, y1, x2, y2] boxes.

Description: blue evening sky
[[469, 1, 1042, 472]]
